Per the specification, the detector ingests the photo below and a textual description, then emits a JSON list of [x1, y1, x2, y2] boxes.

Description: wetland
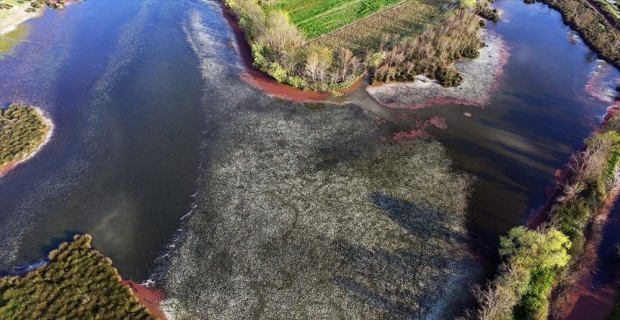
[[0, 0, 619, 319]]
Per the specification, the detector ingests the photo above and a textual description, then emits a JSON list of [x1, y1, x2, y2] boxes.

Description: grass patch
[[267, 0, 405, 39], [313, 0, 447, 55], [0, 235, 155, 320], [0, 104, 50, 169]]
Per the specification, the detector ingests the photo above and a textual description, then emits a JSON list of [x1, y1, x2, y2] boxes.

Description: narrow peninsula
[[223, 0, 500, 92]]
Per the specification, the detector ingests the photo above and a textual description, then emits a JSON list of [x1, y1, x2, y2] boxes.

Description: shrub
[[512, 268, 557, 320]]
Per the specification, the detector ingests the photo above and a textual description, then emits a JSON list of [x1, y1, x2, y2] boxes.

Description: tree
[[499, 227, 571, 270], [305, 51, 320, 82], [316, 47, 333, 85], [339, 48, 354, 80]]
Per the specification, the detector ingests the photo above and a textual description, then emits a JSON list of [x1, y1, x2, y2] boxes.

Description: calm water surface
[[0, 0, 205, 280], [0, 0, 618, 285]]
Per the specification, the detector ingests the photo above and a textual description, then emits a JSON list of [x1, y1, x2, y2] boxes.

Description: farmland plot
[[269, 0, 405, 39]]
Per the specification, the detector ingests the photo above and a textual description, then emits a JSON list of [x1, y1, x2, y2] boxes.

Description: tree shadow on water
[[331, 193, 472, 319], [370, 192, 467, 244]]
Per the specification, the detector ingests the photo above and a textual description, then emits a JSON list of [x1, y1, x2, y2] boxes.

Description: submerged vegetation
[[0, 104, 50, 171], [0, 234, 155, 319], [469, 113, 620, 319], [224, 0, 498, 91]]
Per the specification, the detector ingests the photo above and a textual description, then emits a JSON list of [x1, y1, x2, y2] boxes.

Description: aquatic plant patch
[[0, 234, 155, 320], [0, 104, 50, 169]]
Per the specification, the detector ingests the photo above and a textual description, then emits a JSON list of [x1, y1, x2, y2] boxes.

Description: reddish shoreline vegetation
[[0, 235, 162, 319], [0, 104, 53, 178]]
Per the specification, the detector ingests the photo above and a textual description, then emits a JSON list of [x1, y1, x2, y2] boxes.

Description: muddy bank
[[218, 0, 332, 103], [366, 30, 509, 109]]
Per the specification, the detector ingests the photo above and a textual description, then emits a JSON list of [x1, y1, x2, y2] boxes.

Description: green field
[[269, 0, 405, 39]]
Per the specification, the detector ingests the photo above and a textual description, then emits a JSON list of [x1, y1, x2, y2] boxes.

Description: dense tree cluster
[[0, 235, 155, 320], [373, 9, 483, 86], [0, 104, 49, 169]]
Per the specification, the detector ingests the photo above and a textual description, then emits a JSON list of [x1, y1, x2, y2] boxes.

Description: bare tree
[[305, 51, 320, 82], [339, 48, 354, 81]]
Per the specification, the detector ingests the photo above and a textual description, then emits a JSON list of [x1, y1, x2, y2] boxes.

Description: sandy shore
[[366, 29, 510, 109], [0, 2, 44, 36], [0, 107, 54, 177]]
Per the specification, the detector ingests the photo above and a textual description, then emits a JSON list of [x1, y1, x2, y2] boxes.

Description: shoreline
[[533, 0, 620, 70], [0, 107, 54, 178], [122, 280, 167, 320], [218, 0, 504, 108], [0, 2, 44, 37], [218, 2, 332, 103]]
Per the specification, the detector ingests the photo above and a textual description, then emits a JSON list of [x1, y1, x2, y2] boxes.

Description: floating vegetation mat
[[0, 234, 155, 320]]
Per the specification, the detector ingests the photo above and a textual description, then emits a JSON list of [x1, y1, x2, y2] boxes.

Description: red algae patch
[[239, 73, 330, 103], [123, 280, 167, 320], [367, 30, 510, 110], [393, 129, 428, 141], [391, 116, 447, 141], [565, 285, 617, 320], [427, 116, 447, 129]]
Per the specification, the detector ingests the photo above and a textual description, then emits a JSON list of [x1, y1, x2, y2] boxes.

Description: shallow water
[[0, 0, 619, 316]]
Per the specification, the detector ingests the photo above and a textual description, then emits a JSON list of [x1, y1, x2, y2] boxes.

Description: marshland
[[0, 0, 620, 319]]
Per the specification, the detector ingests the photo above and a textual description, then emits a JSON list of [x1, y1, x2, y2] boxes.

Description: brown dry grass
[[312, 0, 449, 55]]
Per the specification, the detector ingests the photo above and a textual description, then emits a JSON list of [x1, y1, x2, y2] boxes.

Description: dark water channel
[[0, 0, 618, 302]]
